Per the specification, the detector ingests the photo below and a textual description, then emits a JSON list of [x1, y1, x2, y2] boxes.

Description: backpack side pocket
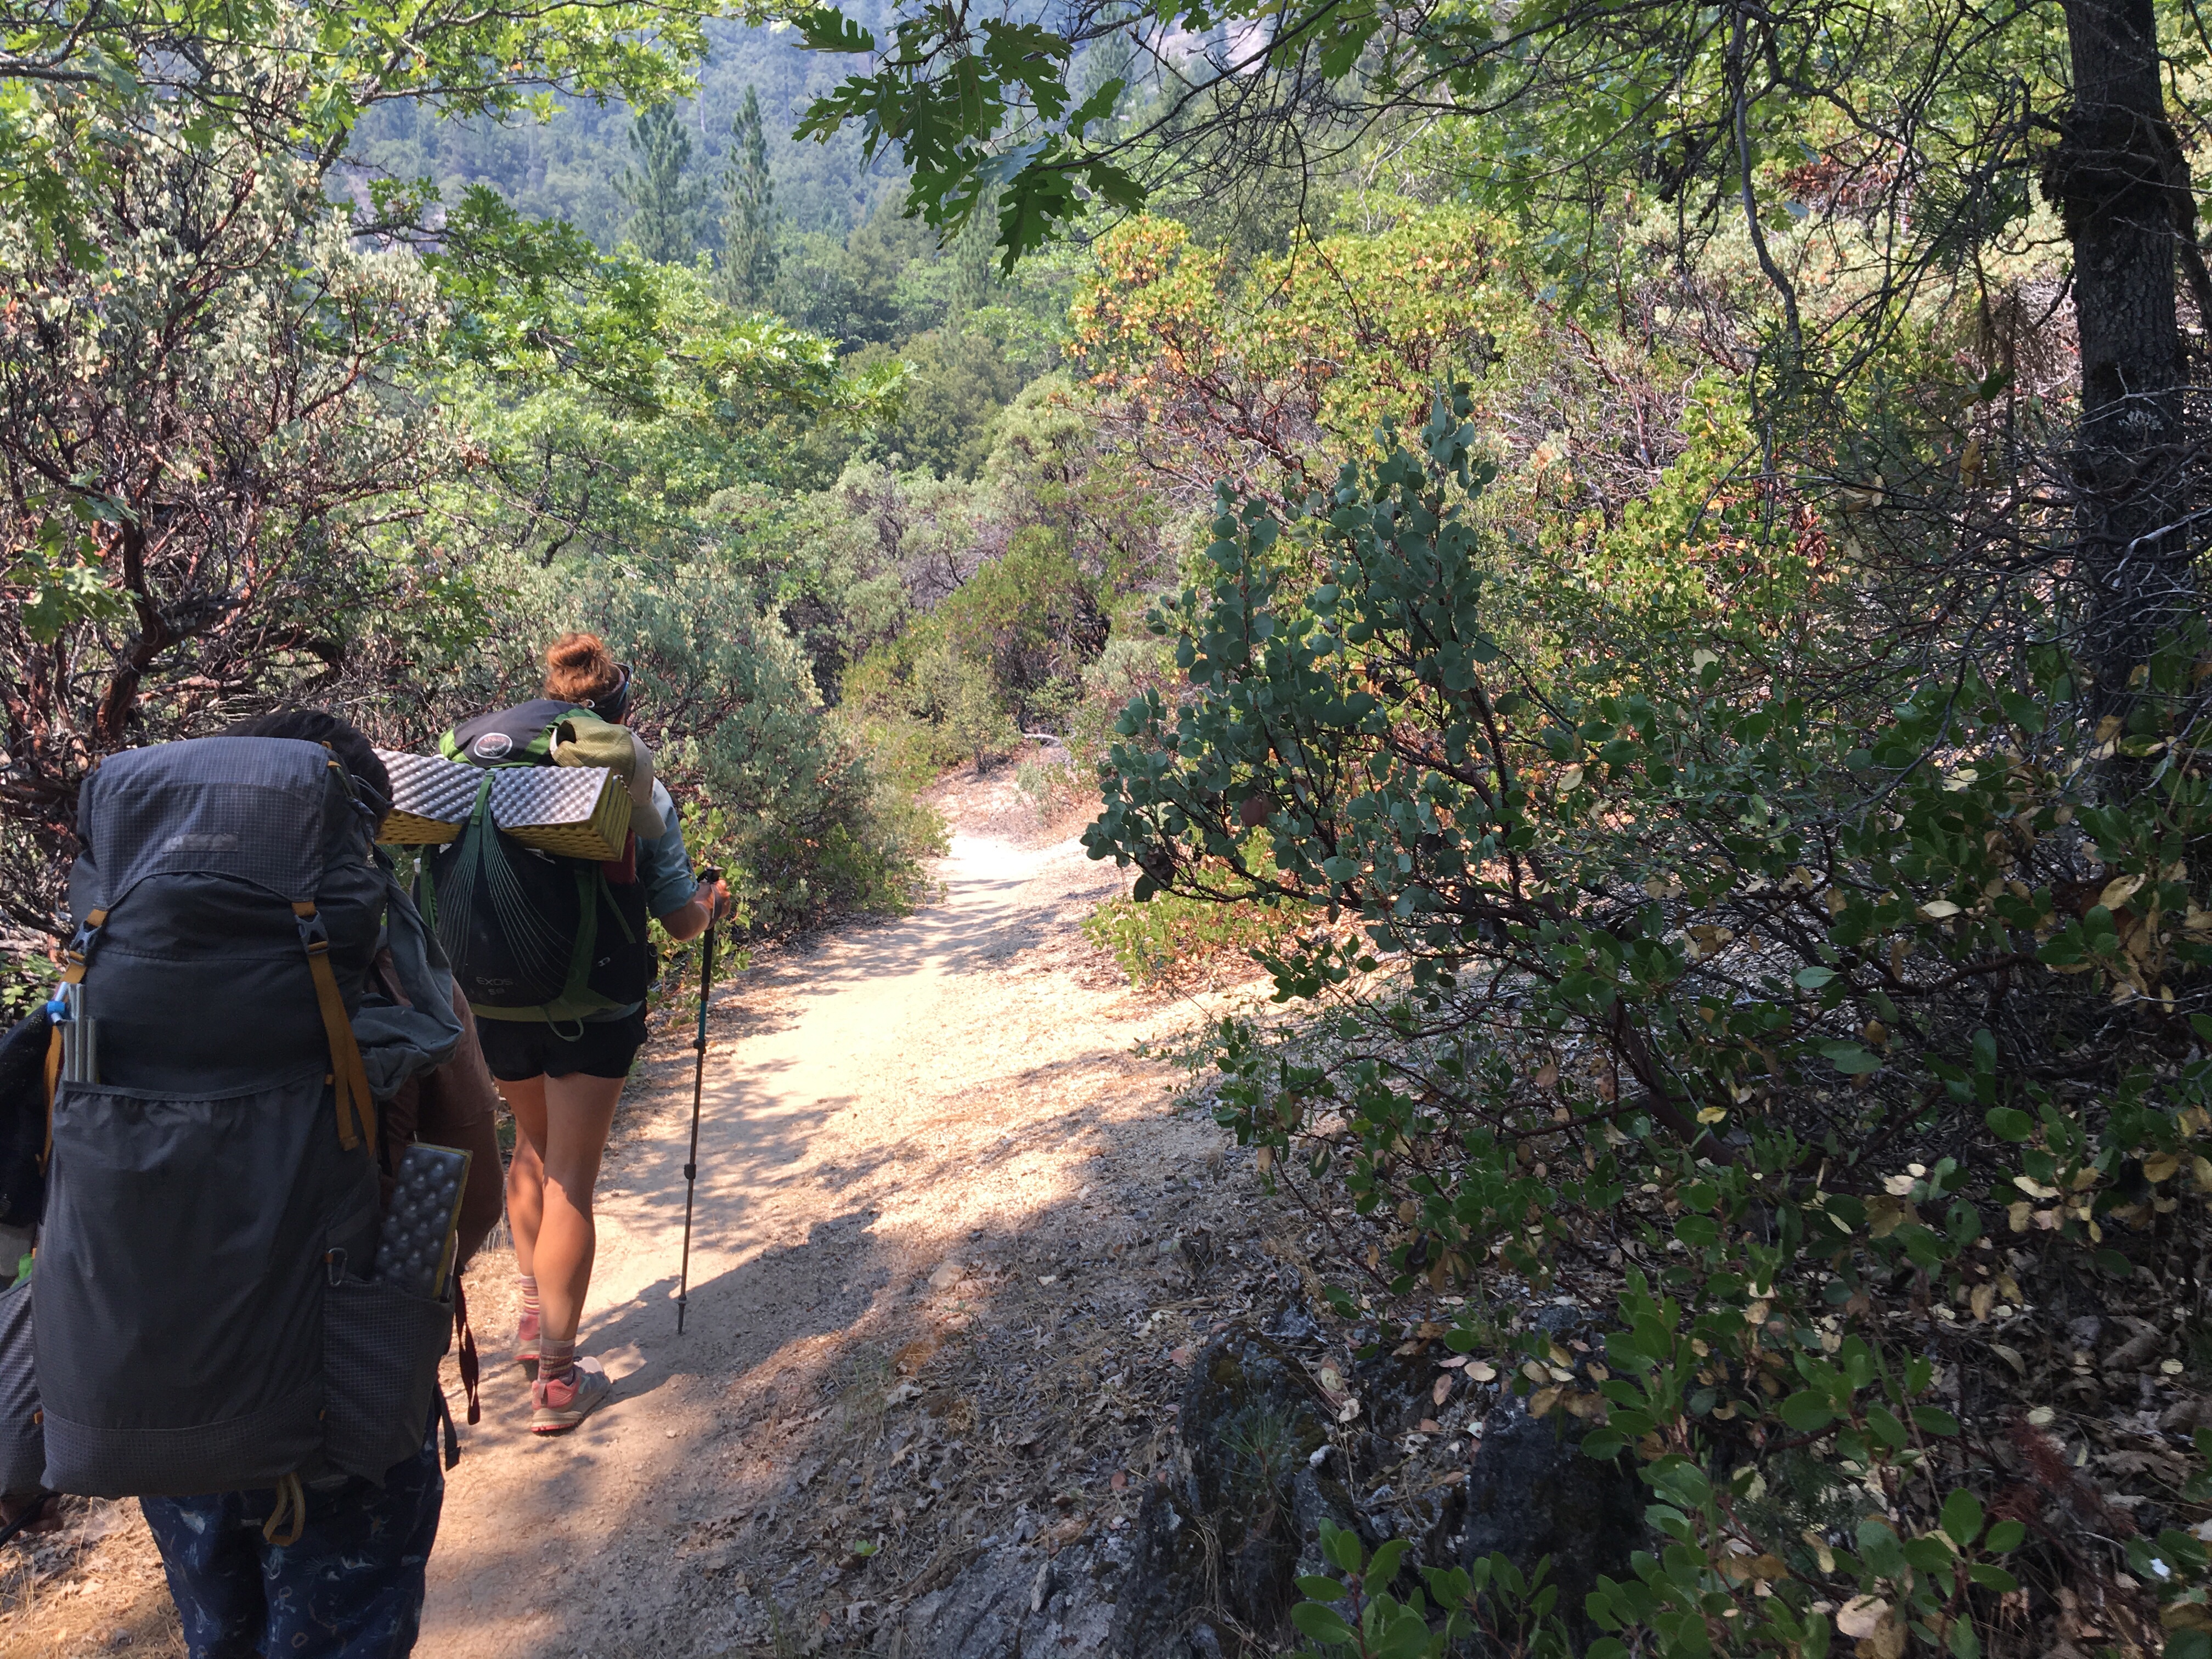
[[322, 1273, 451, 1484], [0, 1278, 41, 1496]]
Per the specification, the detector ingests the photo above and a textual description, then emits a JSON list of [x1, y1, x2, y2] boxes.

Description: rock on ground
[[896, 1536, 1125, 1658], [1458, 1396, 1643, 1642], [1111, 1325, 1356, 1656]]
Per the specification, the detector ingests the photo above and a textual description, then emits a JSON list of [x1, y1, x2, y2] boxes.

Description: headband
[[589, 665, 632, 724]]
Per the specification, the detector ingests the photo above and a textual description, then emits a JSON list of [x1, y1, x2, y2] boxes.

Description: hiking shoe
[[516, 1308, 540, 1381], [530, 1357, 612, 1435]]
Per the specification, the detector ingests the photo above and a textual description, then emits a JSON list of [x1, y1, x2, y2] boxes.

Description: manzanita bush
[[1084, 392, 2212, 1655]]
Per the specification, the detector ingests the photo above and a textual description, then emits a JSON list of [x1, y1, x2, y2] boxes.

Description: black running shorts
[[475, 1009, 648, 1082]]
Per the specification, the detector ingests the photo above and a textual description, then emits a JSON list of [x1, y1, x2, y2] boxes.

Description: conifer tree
[[619, 103, 706, 266], [718, 86, 780, 306]]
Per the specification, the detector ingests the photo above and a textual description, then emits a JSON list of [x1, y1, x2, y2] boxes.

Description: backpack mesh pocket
[[0, 1278, 40, 1496], [322, 1274, 451, 1483], [38, 1075, 351, 1498]]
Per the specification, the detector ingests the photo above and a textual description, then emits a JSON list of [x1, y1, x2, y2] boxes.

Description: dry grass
[[0, 1497, 183, 1658]]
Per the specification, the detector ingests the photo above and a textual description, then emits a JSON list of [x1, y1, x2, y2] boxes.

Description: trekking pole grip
[[695, 867, 721, 1049]]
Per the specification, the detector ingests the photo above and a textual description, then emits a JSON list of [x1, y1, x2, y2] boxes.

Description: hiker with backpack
[[1, 707, 505, 1657], [426, 633, 727, 1434]]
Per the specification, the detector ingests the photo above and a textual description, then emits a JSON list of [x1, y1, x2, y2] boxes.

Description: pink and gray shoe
[[531, 1357, 613, 1434]]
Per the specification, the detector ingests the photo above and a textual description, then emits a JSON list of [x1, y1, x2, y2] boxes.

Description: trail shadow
[[428, 1093, 1269, 1657], [424, 1210, 901, 1636]]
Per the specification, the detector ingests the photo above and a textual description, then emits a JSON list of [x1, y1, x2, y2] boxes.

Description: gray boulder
[[1099, 1308, 1643, 1657], [901, 1541, 1117, 1657], [1110, 1328, 1353, 1657], [1458, 1395, 1642, 1641]]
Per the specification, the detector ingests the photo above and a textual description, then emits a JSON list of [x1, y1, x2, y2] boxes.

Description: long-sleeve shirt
[[587, 778, 698, 1023]]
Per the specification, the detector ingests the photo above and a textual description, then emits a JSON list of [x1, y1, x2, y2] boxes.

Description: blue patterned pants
[[139, 1430, 443, 1659]]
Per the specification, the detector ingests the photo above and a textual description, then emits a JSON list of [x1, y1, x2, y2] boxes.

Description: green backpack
[[419, 700, 654, 1026]]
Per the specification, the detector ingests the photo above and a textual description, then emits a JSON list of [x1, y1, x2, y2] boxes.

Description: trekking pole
[[675, 868, 721, 1335]]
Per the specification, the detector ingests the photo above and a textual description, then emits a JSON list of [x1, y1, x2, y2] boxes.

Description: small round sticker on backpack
[[470, 733, 514, 760]]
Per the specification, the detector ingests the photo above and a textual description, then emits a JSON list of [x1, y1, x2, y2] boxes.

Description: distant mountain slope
[[352, 14, 898, 249]]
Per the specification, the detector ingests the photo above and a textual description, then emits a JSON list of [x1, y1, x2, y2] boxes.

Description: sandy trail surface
[[422, 799, 1190, 1656], [4, 774, 1288, 1658]]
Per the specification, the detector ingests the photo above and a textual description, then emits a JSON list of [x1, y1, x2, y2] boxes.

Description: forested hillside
[[352, 14, 1081, 482], [353, 19, 885, 246], [9, 0, 2212, 1651]]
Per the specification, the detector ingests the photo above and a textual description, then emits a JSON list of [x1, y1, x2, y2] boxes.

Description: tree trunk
[[2047, 0, 2200, 713]]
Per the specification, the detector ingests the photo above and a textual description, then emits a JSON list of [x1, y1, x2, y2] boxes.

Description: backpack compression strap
[[294, 902, 377, 1155]]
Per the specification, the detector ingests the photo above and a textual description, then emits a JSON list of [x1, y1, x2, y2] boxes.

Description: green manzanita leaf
[[1289, 1601, 1357, 1646], [1780, 1391, 1835, 1431]]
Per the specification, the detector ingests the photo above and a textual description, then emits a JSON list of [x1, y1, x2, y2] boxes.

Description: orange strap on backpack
[[60, 910, 105, 990], [294, 901, 377, 1156], [40, 1027, 60, 1175]]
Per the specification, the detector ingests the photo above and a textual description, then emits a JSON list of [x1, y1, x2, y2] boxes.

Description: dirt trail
[[4, 771, 1296, 1658], [423, 780, 1209, 1655]]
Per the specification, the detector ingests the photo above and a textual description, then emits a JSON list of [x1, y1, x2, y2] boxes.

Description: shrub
[[527, 554, 942, 941], [0, 949, 48, 1028], [1085, 391, 2212, 1654], [843, 524, 1108, 776], [1081, 886, 1297, 989]]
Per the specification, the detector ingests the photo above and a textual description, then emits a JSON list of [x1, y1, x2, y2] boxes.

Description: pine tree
[[718, 86, 780, 306], [618, 103, 706, 265], [945, 200, 998, 328]]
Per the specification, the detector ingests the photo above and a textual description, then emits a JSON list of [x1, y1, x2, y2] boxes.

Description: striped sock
[[517, 1276, 540, 1319], [538, 1337, 576, 1387]]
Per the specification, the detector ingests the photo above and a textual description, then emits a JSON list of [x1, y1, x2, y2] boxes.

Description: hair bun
[[543, 631, 622, 703]]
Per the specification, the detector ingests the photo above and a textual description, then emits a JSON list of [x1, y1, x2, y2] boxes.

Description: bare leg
[[503, 1076, 548, 1283], [504, 1071, 624, 1348]]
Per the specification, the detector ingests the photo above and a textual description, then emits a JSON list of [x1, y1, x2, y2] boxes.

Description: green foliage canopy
[[426, 187, 905, 566], [0, 1, 935, 949]]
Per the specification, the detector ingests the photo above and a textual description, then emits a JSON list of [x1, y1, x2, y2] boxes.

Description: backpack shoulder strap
[[294, 901, 377, 1156]]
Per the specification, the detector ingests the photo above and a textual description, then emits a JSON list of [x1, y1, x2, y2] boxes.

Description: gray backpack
[[0, 736, 462, 1508]]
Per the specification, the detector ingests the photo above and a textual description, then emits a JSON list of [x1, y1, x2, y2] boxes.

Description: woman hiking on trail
[[467, 634, 729, 1434]]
